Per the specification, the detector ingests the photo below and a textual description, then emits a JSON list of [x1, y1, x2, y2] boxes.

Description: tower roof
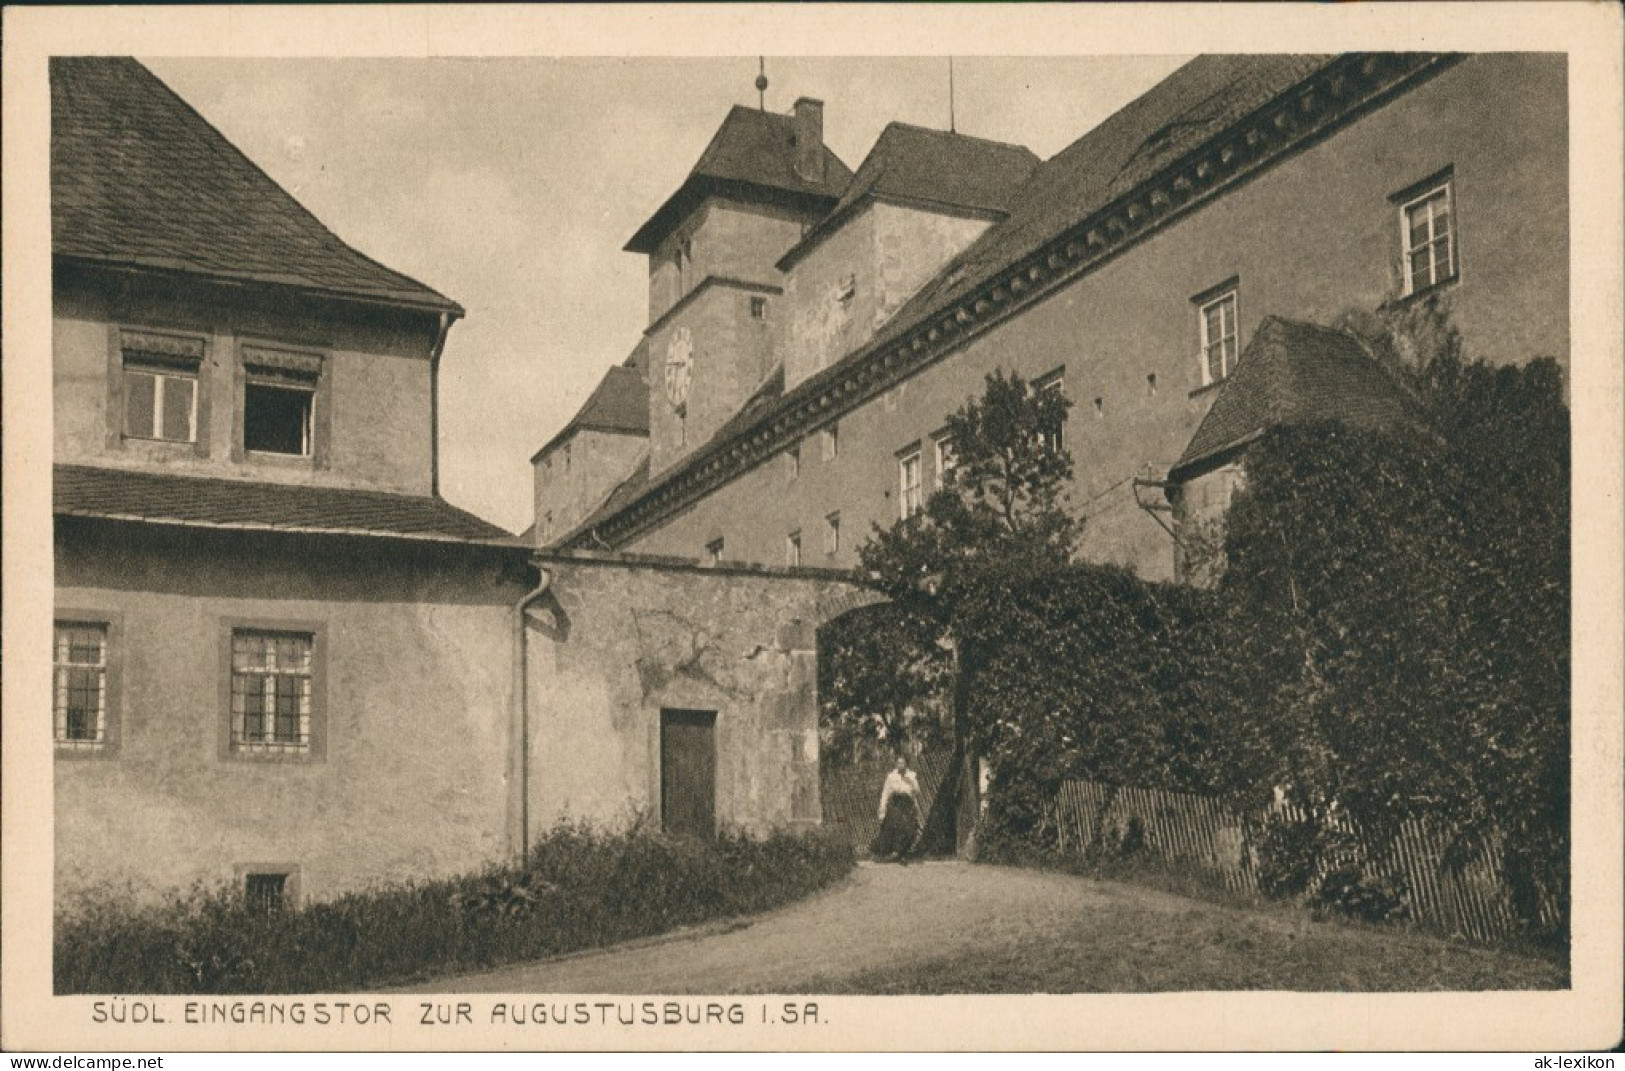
[[51, 57, 461, 315], [625, 105, 853, 254], [780, 122, 1039, 268], [529, 364, 651, 463]]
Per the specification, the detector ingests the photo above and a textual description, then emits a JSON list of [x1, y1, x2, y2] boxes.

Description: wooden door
[[660, 709, 716, 838]]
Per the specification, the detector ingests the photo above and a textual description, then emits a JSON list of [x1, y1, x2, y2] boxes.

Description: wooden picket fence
[[821, 750, 952, 856], [1053, 778, 1563, 942]]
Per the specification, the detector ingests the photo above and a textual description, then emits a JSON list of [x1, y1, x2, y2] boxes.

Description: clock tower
[[627, 98, 852, 477]]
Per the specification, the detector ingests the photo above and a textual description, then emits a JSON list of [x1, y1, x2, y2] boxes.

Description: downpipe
[[513, 562, 554, 864]]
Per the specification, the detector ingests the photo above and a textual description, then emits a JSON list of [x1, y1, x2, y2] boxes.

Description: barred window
[[245, 872, 289, 915], [54, 622, 107, 748], [230, 630, 314, 754]]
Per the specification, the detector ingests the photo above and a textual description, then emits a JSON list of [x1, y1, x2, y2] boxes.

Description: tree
[[1217, 316, 1570, 933], [854, 370, 1081, 852], [816, 601, 951, 762]]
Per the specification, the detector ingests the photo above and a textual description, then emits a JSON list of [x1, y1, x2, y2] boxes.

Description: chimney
[[792, 97, 825, 184]]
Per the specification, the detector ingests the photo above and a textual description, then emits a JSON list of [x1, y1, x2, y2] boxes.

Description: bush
[[952, 352, 1567, 940], [56, 821, 854, 994]]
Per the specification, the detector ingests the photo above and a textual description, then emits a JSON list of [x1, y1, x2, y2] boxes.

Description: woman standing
[[873, 756, 924, 863]]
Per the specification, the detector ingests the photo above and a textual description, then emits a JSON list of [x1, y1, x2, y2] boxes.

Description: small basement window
[[244, 872, 289, 915]]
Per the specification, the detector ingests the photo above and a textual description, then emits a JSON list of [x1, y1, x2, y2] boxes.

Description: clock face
[[664, 326, 693, 409]]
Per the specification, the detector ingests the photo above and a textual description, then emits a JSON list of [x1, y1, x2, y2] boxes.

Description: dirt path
[[397, 861, 1200, 994]]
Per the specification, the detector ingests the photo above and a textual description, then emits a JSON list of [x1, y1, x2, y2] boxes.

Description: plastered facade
[[616, 55, 1569, 581], [53, 266, 441, 496], [533, 427, 650, 544]]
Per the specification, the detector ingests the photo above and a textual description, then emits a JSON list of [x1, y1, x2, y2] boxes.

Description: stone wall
[[525, 555, 872, 837]]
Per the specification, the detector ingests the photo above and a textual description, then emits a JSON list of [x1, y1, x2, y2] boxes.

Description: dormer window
[[119, 329, 205, 447], [240, 345, 324, 460]]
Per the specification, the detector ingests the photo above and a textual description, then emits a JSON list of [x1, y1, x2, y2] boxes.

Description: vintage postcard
[[3, 3, 1621, 1053]]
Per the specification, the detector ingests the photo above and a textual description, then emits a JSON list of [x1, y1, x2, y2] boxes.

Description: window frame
[[1032, 367, 1068, 453], [821, 423, 839, 462], [53, 610, 122, 760], [933, 431, 957, 490], [1192, 283, 1240, 388], [824, 511, 841, 556], [109, 327, 210, 457], [786, 530, 802, 568], [786, 442, 801, 481], [233, 341, 331, 468], [704, 537, 725, 565], [219, 619, 327, 764], [897, 443, 923, 519], [1394, 171, 1458, 297], [236, 864, 302, 913]]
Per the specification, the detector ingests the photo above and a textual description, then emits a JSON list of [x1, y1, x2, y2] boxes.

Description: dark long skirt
[[872, 793, 922, 860]]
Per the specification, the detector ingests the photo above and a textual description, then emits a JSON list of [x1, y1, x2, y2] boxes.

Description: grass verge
[[56, 821, 854, 994]]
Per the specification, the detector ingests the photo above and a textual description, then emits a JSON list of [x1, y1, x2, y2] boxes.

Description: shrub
[[56, 822, 854, 994]]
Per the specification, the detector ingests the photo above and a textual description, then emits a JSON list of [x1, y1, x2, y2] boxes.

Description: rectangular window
[[934, 433, 957, 490], [825, 512, 841, 556], [821, 423, 839, 462], [705, 537, 725, 565], [750, 296, 769, 320], [241, 345, 323, 459], [1198, 290, 1239, 386], [786, 530, 802, 568], [786, 443, 801, 481], [898, 446, 923, 519], [124, 364, 198, 443], [53, 622, 108, 749], [1033, 368, 1068, 453], [245, 872, 289, 915], [120, 331, 206, 445], [1401, 181, 1456, 294], [230, 630, 314, 755]]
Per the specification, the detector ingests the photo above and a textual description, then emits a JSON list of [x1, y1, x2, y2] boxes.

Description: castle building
[[51, 58, 861, 908], [539, 53, 1568, 581]]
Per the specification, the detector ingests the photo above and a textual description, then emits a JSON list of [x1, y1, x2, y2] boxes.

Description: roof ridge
[[877, 120, 1039, 156]]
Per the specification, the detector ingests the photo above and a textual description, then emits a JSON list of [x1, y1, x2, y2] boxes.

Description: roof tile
[[1170, 316, 1420, 479], [55, 465, 512, 542]]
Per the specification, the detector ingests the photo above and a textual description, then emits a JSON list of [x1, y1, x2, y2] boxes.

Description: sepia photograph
[[3, 2, 1622, 1054]]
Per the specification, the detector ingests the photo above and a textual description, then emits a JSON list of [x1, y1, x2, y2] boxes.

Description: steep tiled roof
[[780, 123, 1038, 268], [55, 465, 513, 543], [874, 55, 1333, 350], [530, 365, 650, 462], [625, 106, 853, 253], [1170, 316, 1420, 480], [51, 57, 461, 314]]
